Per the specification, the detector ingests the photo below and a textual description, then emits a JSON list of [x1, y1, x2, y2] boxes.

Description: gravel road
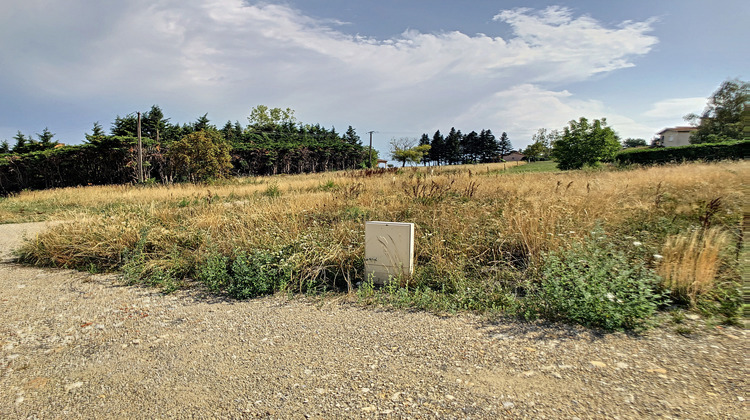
[[1, 222, 747, 418]]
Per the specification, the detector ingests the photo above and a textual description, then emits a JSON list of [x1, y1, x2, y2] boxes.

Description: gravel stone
[[0, 223, 747, 418]]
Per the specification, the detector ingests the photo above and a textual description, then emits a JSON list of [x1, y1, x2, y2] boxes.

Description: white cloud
[[643, 97, 707, 119], [0, 1, 659, 149]]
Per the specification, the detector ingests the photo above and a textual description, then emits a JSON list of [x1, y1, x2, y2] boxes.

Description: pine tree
[[142, 105, 169, 143], [497, 132, 512, 158], [444, 127, 462, 165], [12, 131, 29, 154], [36, 127, 56, 149], [193, 114, 213, 132], [461, 131, 480, 163], [418, 133, 431, 165], [85, 122, 107, 144], [430, 130, 445, 165], [343, 126, 361, 146], [478, 129, 498, 163]]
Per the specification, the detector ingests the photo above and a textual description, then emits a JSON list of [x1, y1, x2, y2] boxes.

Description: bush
[[530, 232, 666, 330], [615, 140, 749, 165], [196, 249, 290, 299]]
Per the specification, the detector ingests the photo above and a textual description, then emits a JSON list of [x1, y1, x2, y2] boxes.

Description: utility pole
[[366, 130, 376, 168], [137, 111, 143, 183]]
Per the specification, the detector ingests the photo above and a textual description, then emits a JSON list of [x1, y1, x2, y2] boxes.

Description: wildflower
[[632, 241, 642, 247], [606, 293, 615, 302], [652, 254, 663, 260]]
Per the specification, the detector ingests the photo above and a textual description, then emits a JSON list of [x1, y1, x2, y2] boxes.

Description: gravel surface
[[1, 222, 747, 418]]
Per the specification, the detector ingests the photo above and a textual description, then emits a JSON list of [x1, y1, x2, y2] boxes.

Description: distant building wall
[[658, 127, 697, 147]]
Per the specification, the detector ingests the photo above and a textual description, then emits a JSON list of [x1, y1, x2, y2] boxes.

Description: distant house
[[657, 126, 698, 147], [503, 151, 525, 162]]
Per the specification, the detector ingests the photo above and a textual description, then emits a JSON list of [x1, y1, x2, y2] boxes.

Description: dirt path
[[0, 223, 747, 418]]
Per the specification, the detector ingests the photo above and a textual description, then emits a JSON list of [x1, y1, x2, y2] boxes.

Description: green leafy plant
[[530, 232, 667, 330], [196, 249, 290, 299]]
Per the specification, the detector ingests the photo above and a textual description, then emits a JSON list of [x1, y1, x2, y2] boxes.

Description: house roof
[[657, 126, 698, 134]]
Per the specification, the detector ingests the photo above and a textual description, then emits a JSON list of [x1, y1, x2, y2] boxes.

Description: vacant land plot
[[0, 222, 747, 418], [5, 161, 747, 330]]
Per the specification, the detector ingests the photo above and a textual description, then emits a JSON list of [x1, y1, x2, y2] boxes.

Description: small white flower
[[653, 254, 663, 260], [632, 241, 642, 247], [606, 293, 615, 302]]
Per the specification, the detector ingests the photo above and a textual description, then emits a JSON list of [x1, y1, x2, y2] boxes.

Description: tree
[[418, 133, 431, 165], [622, 138, 647, 148], [166, 130, 232, 182], [497, 132, 512, 158], [430, 130, 445, 165], [523, 141, 546, 162], [552, 117, 620, 170], [85, 122, 107, 145], [12, 131, 29, 153], [0, 140, 9, 154], [389, 137, 430, 167], [460, 131, 480, 163], [247, 105, 296, 131], [444, 127, 462, 165], [685, 79, 748, 143], [111, 114, 138, 136], [477, 129, 498, 163], [36, 127, 55, 146], [343, 126, 361, 146], [221, 120, 244, 146], [365, 147, 380, 168], [193, 114, 213, 132], [524, 128, 556, 161], [142, 105, 169, 142]]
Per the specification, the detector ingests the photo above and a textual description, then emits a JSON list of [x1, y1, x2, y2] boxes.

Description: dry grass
[[657, 227, 732, 306], [4, 160, 747, 302]]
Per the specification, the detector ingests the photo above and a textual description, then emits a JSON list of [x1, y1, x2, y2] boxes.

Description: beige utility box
[[364, 221, 415, 284]]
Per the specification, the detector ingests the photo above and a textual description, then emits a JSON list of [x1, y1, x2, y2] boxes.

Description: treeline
[[414, 128, 513, 165], [0, 105, 369, 194]]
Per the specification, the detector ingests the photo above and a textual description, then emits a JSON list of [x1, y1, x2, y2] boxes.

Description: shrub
[[531, 232, 666, 330], [196, 249, 290, 299], [615, 140, 749, 165]]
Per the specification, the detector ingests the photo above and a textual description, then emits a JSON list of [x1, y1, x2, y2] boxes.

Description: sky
[[0, 0, 747, 155]]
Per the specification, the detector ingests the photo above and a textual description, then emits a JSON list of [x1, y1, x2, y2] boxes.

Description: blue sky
[[0, 0, 747, 155]]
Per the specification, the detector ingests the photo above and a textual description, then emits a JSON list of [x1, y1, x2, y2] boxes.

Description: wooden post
[[137, 112, 143, 183]]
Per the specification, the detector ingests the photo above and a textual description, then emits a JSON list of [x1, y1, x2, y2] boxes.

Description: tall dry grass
[[6, 160, 747, 298], [657, 227, 732, 306]]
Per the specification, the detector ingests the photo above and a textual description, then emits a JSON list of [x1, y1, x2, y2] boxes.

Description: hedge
[[615, 140, 749, 165]]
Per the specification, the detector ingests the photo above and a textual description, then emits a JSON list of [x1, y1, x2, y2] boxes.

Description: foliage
[[552, 117, 621, 170], [247, 105, 297, 131], [523, 128, 556, 161], [1, 105, 372, 194], [166, 130, 232, 182], [497, 132, 512, 157], [615, 140, 749, 165], [622, 138, 647, 148], [389, 137, 430, 167], [685, 79, 748, 144], [197, 249, 290, 299], [528, 232, 666, 330]]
